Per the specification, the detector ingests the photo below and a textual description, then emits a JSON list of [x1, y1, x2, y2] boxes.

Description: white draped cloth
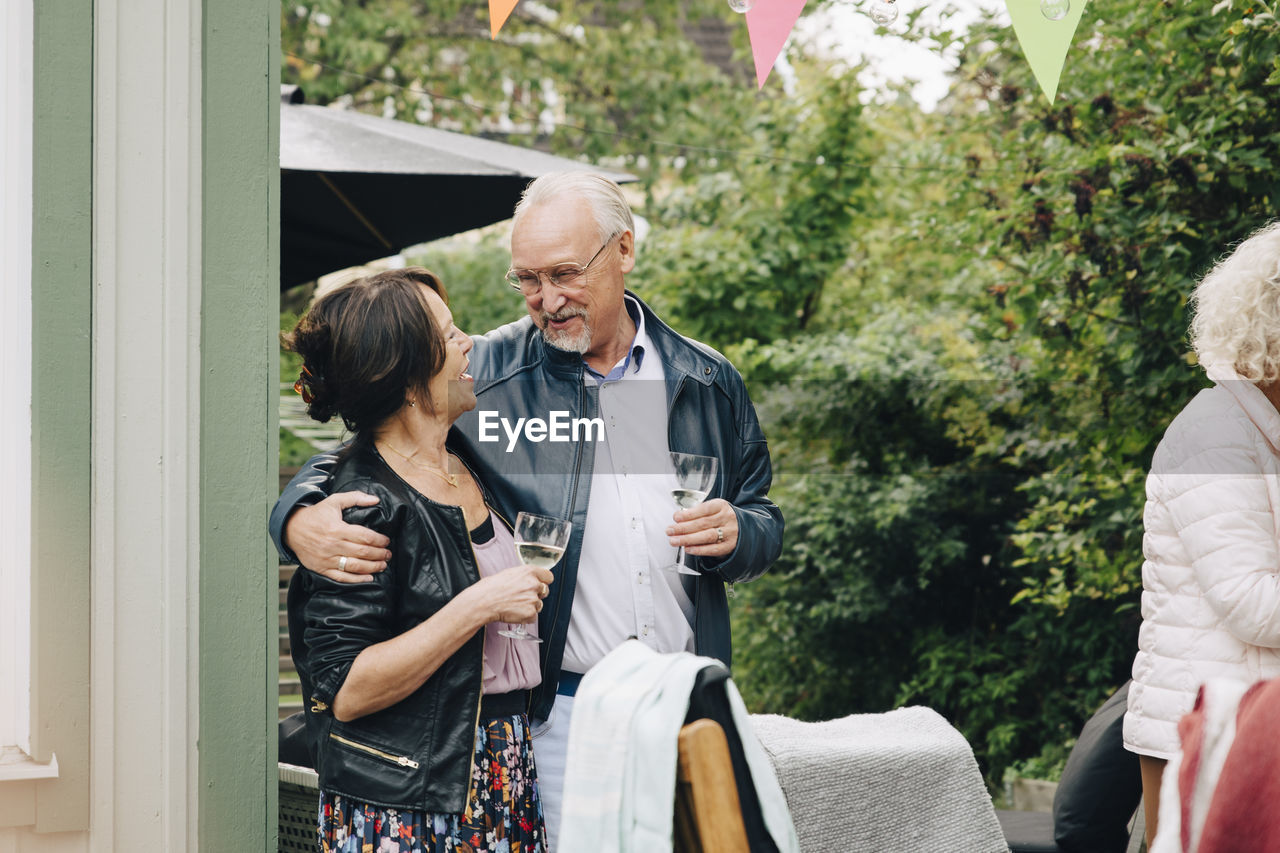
[[751, 708, 1009, 853], [558, 641, 800, 853]]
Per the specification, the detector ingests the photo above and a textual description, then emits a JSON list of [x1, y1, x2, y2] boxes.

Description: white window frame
[[0, 0, 55, 781]]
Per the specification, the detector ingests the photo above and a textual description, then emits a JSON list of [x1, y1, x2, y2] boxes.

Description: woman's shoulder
[[330, 446, 383, 489], [329, 447, 415, 523], [1154, 384, 1269, 474], [331, 446, 468, 531]]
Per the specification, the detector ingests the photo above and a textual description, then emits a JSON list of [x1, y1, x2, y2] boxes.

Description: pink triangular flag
[[745, 0, 809, 88], [489, 0, 520, 39]]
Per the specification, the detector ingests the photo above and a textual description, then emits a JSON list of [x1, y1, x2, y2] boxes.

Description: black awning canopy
[[280, 97, 633, 289]]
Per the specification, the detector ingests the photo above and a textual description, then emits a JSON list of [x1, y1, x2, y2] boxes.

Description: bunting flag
[[489, 0, 520, 39], [1004, 0, 1089, 102], [489, 0, 1083, 95], [746, 0, 809, 88]]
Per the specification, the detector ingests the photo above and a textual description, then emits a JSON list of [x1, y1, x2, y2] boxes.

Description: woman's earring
[[407, 399, 416, 407]]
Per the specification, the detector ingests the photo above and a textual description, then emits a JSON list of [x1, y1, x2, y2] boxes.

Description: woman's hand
[[465, 565, 554, 625]]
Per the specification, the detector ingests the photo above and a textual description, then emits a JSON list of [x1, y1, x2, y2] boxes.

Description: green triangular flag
[[1005, 0, 1088, 102]]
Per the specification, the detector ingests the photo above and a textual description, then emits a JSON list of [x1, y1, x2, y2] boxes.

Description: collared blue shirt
[[583, 297, 645, 385]]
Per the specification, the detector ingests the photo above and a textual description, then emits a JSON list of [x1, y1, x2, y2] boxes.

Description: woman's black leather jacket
[[287, 442, 487, 813]]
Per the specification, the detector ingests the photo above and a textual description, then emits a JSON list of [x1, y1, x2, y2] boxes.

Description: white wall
[[1, 0, 207, 848], [0, 2, 81, 848], [90, 0, 204, 848], [0, 0, 34, 765]]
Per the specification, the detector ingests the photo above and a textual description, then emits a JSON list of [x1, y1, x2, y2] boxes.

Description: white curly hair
[[1190, 220, 1280, 383]]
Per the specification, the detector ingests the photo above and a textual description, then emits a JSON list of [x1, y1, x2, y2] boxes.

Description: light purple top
[[472, 511, 541, 694]]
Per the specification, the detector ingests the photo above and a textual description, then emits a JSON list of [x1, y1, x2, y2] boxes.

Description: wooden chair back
[[674, 718, 752, 853]]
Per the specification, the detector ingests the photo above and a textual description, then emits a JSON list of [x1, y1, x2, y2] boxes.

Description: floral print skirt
[[318, 713, 545, 853]]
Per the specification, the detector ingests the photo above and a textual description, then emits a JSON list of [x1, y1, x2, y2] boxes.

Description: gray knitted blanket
[[750, 708, 1009, 853]]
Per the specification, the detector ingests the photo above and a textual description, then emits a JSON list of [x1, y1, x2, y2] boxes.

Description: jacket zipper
[[329, 732, 420, 769], [489, 504, 514, 534], [464, 641, 482, 789], [461, 511, 485, 790], [466, 688, 482, 787], [544, 375, 589, 662]]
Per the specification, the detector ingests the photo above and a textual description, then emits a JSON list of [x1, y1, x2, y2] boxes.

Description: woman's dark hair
[[282, 267, 449, 437]]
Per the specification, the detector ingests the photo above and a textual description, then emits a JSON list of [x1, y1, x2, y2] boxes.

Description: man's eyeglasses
[[505, 232, 620, 296]]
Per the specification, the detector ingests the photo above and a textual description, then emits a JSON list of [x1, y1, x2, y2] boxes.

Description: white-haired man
[[271, 172, 783, 847]]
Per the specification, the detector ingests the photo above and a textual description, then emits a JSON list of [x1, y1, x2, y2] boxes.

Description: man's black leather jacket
[[273, 292, 784, 719], [288, 443, 485, 813]]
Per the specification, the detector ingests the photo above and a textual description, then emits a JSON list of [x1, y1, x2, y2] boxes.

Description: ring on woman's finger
[[338, 555, 348, 572], [715, 527, 725, 544], [540, 583, 549, 598]]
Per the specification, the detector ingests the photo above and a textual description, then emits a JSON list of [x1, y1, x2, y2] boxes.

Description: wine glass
[[667, 451, 718, 576], [498, 512, 571, 642]]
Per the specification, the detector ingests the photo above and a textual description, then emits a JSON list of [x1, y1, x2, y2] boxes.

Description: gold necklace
[[380, 440, 460, 488]]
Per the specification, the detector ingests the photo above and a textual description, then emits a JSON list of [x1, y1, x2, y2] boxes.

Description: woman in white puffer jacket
[[1123, 220, 1280, 844]]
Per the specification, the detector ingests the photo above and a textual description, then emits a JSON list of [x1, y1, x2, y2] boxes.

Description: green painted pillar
[[199, 0, 279, 848], [30, 0, 93, 828]]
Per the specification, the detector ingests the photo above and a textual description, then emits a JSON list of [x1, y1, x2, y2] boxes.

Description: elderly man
[[270, 172, 782, 847]]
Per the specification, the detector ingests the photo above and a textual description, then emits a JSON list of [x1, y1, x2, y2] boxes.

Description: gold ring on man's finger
[[715, 527, 725, 544]]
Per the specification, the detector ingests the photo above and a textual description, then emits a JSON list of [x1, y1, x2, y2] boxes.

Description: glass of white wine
[[667, 451, 718, 576], [498, 511, 571, 643]]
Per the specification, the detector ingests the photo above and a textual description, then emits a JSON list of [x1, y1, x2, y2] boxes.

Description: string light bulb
[[1040, 0, 1070, 20], [869, 0, 899, 25]]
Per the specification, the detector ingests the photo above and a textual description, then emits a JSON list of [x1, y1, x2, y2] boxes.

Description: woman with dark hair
[[284, 267, 552, 853]]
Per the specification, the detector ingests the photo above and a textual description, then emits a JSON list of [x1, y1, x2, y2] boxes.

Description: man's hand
[[285, 491, 392, 583], [666, 498, 738, 558]]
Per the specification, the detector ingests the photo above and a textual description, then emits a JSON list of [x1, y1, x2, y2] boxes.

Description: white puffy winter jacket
[[1123, 365, 1280, 759]]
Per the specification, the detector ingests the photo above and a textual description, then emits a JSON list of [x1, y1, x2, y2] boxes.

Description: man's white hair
[[1191, 220, 1280, 382], [513, 171, 635, 246]]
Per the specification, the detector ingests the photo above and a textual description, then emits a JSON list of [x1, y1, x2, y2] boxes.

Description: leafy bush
[[405, 231, 526, 336], [659, 0, 1280, 783]]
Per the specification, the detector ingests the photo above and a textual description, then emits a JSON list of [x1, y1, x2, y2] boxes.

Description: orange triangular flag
[[489, 0, 520, 39], [745, 0, 809, 88]]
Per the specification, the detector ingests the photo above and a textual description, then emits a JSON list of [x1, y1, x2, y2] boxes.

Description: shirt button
[[630, 517, 638, 529], [641, 625, 650, 637], [637, 571, 645, 584]]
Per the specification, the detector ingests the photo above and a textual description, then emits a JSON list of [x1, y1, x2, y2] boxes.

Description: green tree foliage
[[282, 0, 760, 189], [405, 230, 525, 334], [721, 0, 1280, 782], [634, 70, 872, 344]]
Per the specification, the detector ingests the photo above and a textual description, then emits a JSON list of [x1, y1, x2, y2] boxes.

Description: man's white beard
[[539, 309, 592, 354]]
